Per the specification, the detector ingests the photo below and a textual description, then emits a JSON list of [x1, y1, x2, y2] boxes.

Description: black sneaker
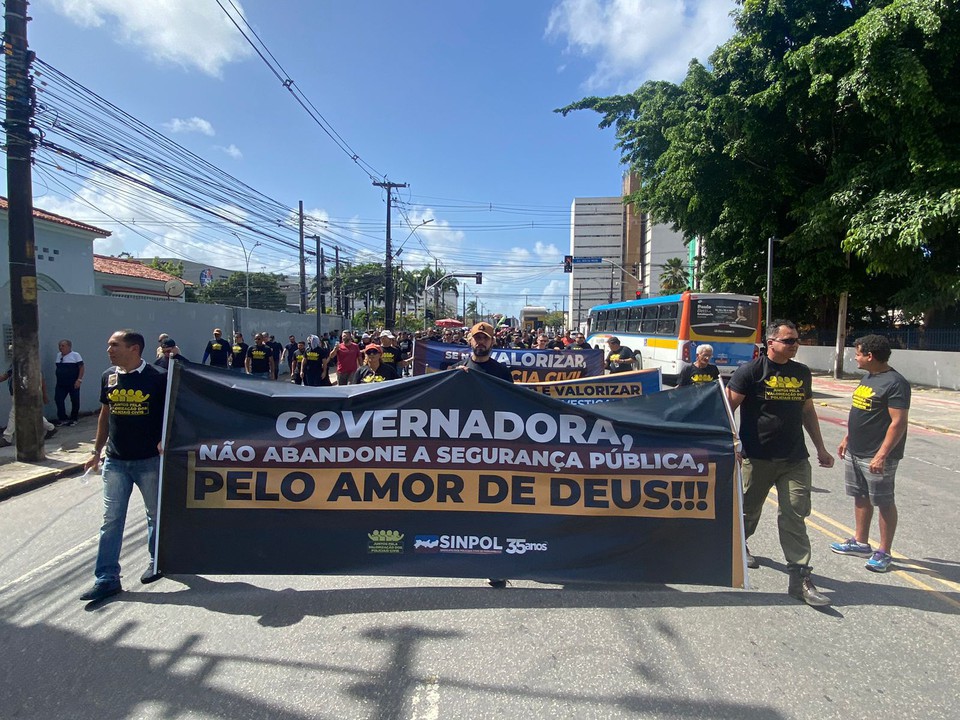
[[65, 420, 78, 427], [79, 581, 122, 602], [0, 438, 10, 448], [488, 578, 507, 588], [44, 428, 57, 440], [745, 545, 759, 569], [140, 562, 163, 585]]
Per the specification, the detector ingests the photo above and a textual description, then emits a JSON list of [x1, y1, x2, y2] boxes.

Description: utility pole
[[334, 246, 341, 316], [298, 201, 307, 313], [4, 0, 44, 460], [373, 180, 407, 329], [319, 248, 326, 315]]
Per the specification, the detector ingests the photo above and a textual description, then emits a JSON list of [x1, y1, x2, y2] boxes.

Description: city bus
[[585, 292, 761, 383]]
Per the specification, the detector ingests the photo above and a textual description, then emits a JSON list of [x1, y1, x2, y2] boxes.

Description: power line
[[215, 0, 385, 182]]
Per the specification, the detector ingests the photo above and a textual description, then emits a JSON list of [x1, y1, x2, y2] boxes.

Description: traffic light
[[563, 255, 573, 273], [475, 272, 482, 285], [636, 289, 644, 299]]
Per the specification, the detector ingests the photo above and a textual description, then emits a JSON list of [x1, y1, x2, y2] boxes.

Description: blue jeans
[[94, 456, 160, 585]]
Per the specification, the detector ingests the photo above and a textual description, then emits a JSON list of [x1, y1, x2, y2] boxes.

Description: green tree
[[559, 0, 960, 327], [659, 258, 690, 294], [147, 257, 183, 277], [543, 310, 566, 329], [194, 272, 287, 310]]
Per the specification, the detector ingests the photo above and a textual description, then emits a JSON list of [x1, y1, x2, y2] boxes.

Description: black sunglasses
[[771, 337, 799, 345], [365, 349, 381, 355]]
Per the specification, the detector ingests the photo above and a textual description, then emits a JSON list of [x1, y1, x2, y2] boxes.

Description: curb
[[0, 461, 85, 502]]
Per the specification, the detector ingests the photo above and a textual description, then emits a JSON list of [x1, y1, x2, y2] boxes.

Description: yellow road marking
[[765, 493, 960, 610]]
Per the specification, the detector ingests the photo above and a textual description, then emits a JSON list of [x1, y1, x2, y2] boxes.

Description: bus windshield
[[689, 297, 760, 340]]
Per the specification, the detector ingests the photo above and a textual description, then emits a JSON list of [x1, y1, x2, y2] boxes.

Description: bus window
[[657, 303, 679, 335], [629, 306, 643, 333], [616, 308, 629, 332], [640, 305, 659, 334], [596, 310, 608, 332]]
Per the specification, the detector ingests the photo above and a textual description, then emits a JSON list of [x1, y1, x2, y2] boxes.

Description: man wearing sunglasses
[[727, 319, 835, 607]]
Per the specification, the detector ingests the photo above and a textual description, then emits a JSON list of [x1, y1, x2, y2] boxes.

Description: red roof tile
[[94, 255, 193, 285], [0, 197, 111, 237]]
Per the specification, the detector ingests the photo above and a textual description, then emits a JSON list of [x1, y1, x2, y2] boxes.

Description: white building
[[567, 174, 694, 329]]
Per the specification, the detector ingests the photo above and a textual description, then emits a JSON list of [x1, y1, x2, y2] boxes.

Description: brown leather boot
[[788, 566, 831, 607]]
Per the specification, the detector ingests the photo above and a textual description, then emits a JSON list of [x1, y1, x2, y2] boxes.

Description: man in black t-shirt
[[727, 319, 834, 607], [830, 335, 911, 574], [245, 334, 275, 379], [451, 322, 514, 384], [201, 328, 231, 367], [282, 335, 299, 377], [566, 332, 591, 350], [605, 337, 636, 373], [677, 344, 720, 386], [80, 330, 168, 603], [451, 321, 513, 589], [229, 332, 248, 372]]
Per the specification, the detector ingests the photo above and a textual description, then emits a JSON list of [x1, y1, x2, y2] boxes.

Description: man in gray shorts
[[831, 335, 911, 573]]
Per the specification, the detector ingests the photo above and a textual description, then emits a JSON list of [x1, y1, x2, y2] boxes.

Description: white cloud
[[164, 117, 215, 136], [546, 0, 737, 90], [216, 144, 243, 160], [48, 0, 253, 77]]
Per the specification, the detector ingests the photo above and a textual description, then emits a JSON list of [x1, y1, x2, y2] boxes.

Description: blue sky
[[17, 0, 736, 322]]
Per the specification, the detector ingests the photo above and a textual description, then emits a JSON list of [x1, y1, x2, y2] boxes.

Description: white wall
[[0, 292, 346, 420], [0, 220, 97, 295], [797, 345, 960, 390]]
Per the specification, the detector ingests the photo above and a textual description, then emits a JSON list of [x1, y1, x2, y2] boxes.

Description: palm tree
[[659, 258, 691, 294]]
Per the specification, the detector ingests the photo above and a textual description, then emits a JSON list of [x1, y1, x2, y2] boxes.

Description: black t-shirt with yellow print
[[247, 344, 272, 373], [205, 338, 231, 366], [728, 356, 812, 461], [99, 363, 168, 460], [678, 362, 720, 386]]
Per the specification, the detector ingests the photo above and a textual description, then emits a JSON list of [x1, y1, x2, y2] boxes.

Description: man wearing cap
[[452, 322, 513, 589], [154, 338, 189, 370], [378, 331, 410, 376], [452, 322, 514, 384], [201, 329, 230, 368]]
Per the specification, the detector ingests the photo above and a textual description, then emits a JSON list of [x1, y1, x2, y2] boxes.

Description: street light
[[232, 232, 261, 308], [394, 218, 434, 259]]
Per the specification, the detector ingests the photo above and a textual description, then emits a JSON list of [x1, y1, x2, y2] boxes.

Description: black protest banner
[[158, 365, 744, 586], [412, 340, 604, 382]]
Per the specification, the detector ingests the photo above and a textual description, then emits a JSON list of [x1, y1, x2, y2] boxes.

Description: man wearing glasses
[[727, 319, 835, 607]]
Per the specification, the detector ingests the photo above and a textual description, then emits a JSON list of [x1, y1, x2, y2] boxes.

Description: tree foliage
[[559, 0, 960, 327], [659, 257, 691, 294], [194, 271, 287, 310]]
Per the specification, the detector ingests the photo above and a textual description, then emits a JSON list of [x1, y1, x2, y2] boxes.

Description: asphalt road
[[1, 400, 957, 720]]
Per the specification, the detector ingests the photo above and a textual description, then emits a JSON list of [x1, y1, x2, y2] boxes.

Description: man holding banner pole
[[727, 319, 834, 607], [452, 321, 513, 587], [80, 330, 167, 603]]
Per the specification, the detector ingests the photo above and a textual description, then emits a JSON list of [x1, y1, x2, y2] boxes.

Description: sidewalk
[[810, 371, 960, 436], [0, 416, 98, 500], [2, 373, 958, 501]]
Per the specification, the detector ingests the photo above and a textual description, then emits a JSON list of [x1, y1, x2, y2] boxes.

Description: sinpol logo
[[505, 538, 548, 555]]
